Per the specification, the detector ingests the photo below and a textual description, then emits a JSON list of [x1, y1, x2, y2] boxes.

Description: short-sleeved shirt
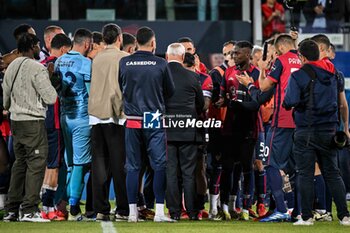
[[197, 71, 213, 98], [267, 50, 301, 128], [55, 51, 91, 115]]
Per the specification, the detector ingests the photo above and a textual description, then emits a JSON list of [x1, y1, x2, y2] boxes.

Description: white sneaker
[[293, 218, 314, 226], [340, 216, 350, 226], [324, 212, 333, 222], [154, 215, 177, 223], [128, 215, 138, 223], [21, 212, 50, 222]]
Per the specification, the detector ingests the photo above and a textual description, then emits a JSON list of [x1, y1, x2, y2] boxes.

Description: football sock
[[42, 189, 55, 208], [210, 194, 219, 214], [69, 165, 88, 206], [129, 204, 137, 217], [65, 166, 73, 199], [256, 170, 267, 204], [285, 191, 294, 209], [228, 195, 237, 211], [242, 170, 252, 209], [267, 166, 287, 213], [155, 203, 165, 216]]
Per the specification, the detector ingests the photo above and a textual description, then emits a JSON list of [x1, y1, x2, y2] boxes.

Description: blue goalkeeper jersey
[[55, 51, 91, 116]]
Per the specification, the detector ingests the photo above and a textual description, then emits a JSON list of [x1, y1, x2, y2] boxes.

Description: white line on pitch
[[101, 221, 117, 233]]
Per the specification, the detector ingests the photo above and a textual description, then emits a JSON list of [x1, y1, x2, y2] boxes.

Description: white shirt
[[89, 116, 126, 126]]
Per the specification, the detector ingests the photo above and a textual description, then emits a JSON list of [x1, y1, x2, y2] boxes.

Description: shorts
[[266, 127, 294, 171], [255, 131, 269, 165], [46, 129, 65, 168]]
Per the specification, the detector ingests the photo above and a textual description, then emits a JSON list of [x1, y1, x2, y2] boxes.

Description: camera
[[332, 131, 349, 149], [284, 0, 299, 8]]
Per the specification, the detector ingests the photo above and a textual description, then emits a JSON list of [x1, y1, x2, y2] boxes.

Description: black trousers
[[166, 142, 198, 218], [220, 135, 255, 207], [91, 123, 128, 215]]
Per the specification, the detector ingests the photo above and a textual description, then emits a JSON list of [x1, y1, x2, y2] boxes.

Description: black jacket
[[165, 62, 205, 142], [119, 51, 175, 117]]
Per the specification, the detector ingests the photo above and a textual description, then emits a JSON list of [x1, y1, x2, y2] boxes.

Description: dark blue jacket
[[119, 51, 175, 117], [283, 59, 338, 128]]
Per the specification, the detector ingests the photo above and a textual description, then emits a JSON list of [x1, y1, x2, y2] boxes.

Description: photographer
[[283, 39, 350, 226]]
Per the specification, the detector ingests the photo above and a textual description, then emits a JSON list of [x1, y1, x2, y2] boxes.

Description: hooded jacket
[[283, 59, 338, 128]]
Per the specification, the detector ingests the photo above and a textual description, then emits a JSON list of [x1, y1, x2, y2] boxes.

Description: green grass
[[1, 203, 349, 233], [0, 219, 348, 233]]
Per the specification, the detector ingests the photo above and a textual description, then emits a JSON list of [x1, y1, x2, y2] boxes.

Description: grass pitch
[[0, 219, 349, 233], [1, 203, 349, 233]]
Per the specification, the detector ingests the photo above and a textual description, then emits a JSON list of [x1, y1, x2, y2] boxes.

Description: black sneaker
[[3, 212, 18, 222]]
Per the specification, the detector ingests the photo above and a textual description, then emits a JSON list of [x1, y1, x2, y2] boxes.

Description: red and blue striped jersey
[[267, 50, 301, 128]]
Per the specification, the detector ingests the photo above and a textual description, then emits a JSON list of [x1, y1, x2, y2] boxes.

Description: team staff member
[[119, 26, 175, 223], [3, 33, 57, 222], [121, 32, 155, 219], [258, 34, 301, 222], [311, 34, 349, 137], [283, 39, 350, 226], [121, 32, 138, 54], [207, 40, 235, 219], [311, 34, 350, 221], [88, 23, 129, 221], [165, 43, 204, 221], [39, 25, 65, 62], [183, 52, 212, 220]]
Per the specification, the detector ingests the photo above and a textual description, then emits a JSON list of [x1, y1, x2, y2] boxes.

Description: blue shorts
[[266, 127, 294, 170], [47, 129, 65, 168], [61, 114, 91, 166], [125, 128, 166, 172], [255, 132, 269, 165]]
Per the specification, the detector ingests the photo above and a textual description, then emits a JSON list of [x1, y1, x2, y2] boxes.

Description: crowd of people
[[0, 22, 349, 227]]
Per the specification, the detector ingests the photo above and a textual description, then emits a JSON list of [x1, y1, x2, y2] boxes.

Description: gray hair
[[252, 45, 263, 56], [166, 43, 185, 56]]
